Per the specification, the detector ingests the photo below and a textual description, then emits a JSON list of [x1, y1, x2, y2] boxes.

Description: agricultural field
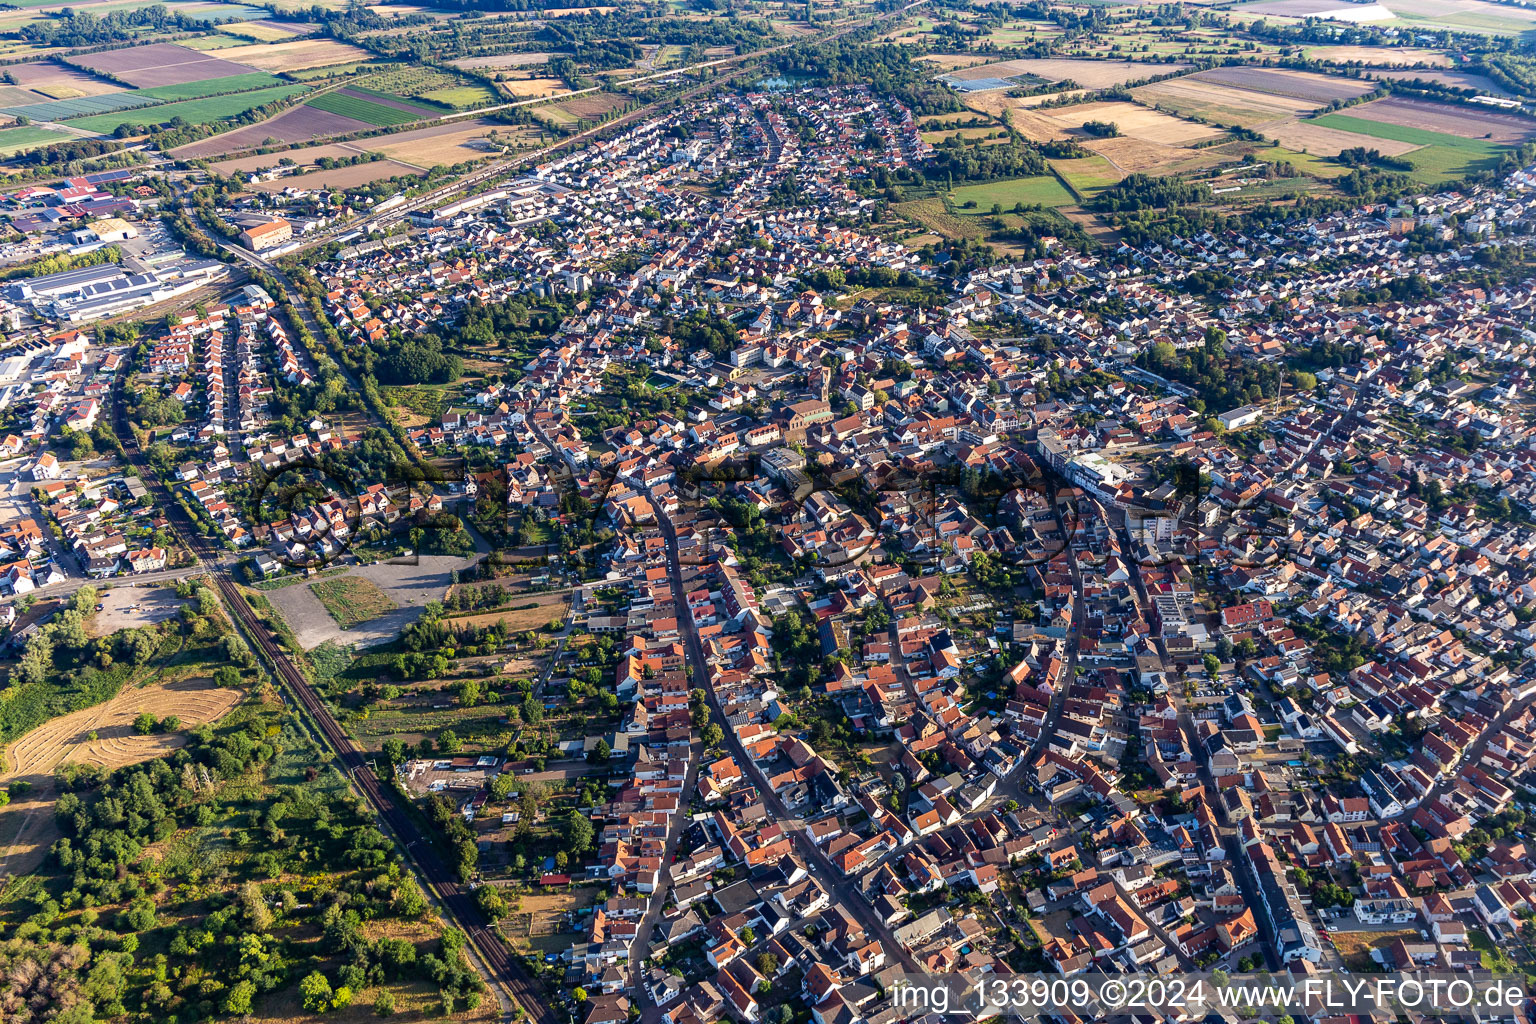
[[65, 41, 259, 88], [134, 70, 286, 101], [248, 157, 426, 190], [4, 59, 124, 99], [312, 574, 400, 629], [1052, 100, 1223, 145], [449, 51, 563, 71], [499, 76, 571, 99], [421, 82, 500, 108], [209, 118, 527, 173], [307, 89, 434, 127], [1324, 95, 1536, 143], [1368, 68, 1511, 95], [946, 58, 1182, 91], [533, 90, 627, 126], [0, 90, 153, 123], [1134, 67, 1373, 128], [1302, 44, 1452, 66], [63, 81, 309, 132], [1265, 116, 1423, 156], [0, 124, 71, 157], [170, 101, 370, 157], [914, 53, 995, 72], [1051, 153, 1123, 194], [215, 37, 374, 72], [950, 174, 1076, 209]]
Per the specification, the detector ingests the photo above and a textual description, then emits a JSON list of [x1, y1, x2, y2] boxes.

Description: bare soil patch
[[1345, 95, 1536, 142], [6, 60, 121, 96], [1261, 117, 1422, 156], [171, 104, 370, 158]]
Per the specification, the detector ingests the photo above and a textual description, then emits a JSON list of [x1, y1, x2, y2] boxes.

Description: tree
[[374, 990, 396, 1017], [564, 810, 593, 853], [224, 980, 257, 1016], [587, 738, 610, 764], [133, 712, 157, 735], [300, 971, 334, 1013], [703, 723, 724, 748]]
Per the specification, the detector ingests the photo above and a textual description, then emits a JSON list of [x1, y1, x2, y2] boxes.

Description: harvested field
[[499, 77, 570, 99], [217, 38, 374, 72], [170, 103, 369, 157], [1263, 116, 1422, 156], [947, 58, 1182, 89], [1085, 135, 1218, 175], [0, 675, 242, 876], [1336, 95, 1536, 142], [6, 60, 121, 96], [1303, 45, 1451, 66], [1189, 66, 1374, 104], [447, 594, 571, 634], [915, 53, 995, 71], [66, 42, 258, 88], [250, 158, 424, 190], [1134, 77, 1316, 127], [1051, 100, 1222, 145], [550, 91, 626, 119], [209, 118, 515, 172], [1369, 68, 1511, 95], [226, 18, 312, 41], [1235, 0, 1390, 17], [450, 51, 563, 70]]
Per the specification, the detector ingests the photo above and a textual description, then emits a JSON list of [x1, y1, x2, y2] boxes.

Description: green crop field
[[137, 72, 288, 102], [1051, 155, 1120, 195], [0, 125, 70, 157], [349, 85, 442, 116], [306, 91, 427, 126], [951, 174, 1076, 209], [1401, 144, 1506, 183], [1311, 113, 1502, 154], [63, 82, 309, 132], [419, 84, 499, 109], [1267, 146, 1349, 179]]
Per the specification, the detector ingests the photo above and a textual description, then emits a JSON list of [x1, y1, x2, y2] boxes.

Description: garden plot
[[65, 42, 260, 88]]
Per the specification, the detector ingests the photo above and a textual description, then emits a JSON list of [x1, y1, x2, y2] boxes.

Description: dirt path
[[0, 674, 242, 878]]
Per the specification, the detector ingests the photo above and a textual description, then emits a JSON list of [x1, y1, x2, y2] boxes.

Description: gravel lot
[[267, 554, 472, 649], [89, 586, 185, 637]]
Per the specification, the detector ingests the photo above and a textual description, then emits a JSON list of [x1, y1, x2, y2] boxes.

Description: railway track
[[110, 386, 555, 1024]]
